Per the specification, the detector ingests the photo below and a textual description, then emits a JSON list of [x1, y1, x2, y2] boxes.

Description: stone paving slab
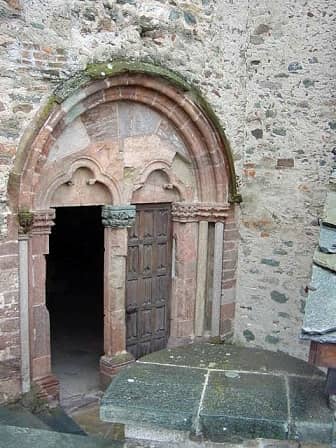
[[138, 343, 324, 377], [100, 343, 334, 444], [101, 363, 205, 431], [200, 372, 288, 442]]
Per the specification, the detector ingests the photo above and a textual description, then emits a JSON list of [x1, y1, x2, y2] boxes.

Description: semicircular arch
[[8, 62, 240, 212]]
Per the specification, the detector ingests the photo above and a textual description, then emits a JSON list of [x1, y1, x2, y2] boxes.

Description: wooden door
[[126, 203, 172, 359]]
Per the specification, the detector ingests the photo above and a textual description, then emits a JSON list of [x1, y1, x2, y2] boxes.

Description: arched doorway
[[9, 63, 239, 401], [46, 206, 104, 406]]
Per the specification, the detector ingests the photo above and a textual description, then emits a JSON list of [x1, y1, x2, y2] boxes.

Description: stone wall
[[0, 0, 335, 362]]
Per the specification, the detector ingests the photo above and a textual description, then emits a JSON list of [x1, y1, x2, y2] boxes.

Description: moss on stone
[[54, 72, 91, 103], [52, 59, 241, 202]]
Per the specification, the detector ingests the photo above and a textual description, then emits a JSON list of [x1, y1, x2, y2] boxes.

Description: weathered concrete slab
[[100, 344, 333, 444]]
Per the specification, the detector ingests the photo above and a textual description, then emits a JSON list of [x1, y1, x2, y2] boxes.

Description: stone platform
[[100, 343, 334, 444]]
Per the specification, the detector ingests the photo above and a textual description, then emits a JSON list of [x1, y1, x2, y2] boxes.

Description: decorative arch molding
[[8, 61, 240, 402], [131, 160, 190, 204], [36, 157, 121, 208], [8, 61, 241, 212]]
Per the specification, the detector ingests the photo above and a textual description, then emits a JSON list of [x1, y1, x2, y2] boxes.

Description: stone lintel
[[172, 202, 229, 223], [102, 205, 136, 228]]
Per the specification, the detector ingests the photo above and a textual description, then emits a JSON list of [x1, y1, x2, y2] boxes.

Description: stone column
[[29, 209, 59, 401], [170, 202, 229, 344], [211, 222, 224, 337], [18, 233, 30, 393], [100, 205, 136, 387], [195, 221, 208, 337], [169, 220, 198, 344]]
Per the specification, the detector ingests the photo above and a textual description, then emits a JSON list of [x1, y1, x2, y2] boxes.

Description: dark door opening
[[126, 203, 172, 359], [46, 206, 104, 407]]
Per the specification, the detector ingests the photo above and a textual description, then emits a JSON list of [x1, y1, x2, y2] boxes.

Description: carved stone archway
[[9, 63, 239, 400]]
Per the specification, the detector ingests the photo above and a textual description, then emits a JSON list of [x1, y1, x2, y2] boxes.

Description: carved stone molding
[[31, 209, 55, 235], [102, 205, 136, 228], [172, 202, 230, 222]]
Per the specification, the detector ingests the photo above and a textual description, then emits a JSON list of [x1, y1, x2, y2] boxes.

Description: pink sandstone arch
[[8, 68, 239, 401]]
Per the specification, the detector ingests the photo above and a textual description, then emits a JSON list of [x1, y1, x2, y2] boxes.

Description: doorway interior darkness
[[46, 206, 104, 407]]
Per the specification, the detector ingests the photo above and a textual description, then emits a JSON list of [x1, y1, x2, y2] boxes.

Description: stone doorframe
[[9, 63, 240, 400]]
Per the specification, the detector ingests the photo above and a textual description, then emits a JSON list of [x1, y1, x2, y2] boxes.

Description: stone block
[[32, 355, 51, 380], [32, 305, 50, 357], [200, 371, 288, 442], [81, 102, 118, 142], [101, 363, 205, 431], [0, 255, 18, 271], [221, 303, 236, 320], [288, 376, 333, 444], [118, 102, 161, 138]]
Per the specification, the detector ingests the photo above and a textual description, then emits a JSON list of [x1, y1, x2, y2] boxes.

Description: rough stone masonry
[[0, 0, 335, 388]]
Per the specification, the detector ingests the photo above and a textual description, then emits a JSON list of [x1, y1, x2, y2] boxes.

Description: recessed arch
[[8, 62, 240, 403], [8, 61, 240, 212], [36, 157, 121, 208]]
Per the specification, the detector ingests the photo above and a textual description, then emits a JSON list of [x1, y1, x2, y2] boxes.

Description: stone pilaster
[[29, 209, 59, 401], [211, 222, 224, 337], [171, 202, 228, 342], [100, 205, 136, 386], [195, 221, 208, 337]]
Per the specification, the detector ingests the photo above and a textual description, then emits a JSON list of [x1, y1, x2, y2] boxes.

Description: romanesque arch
[[9, 63, 239, 400]]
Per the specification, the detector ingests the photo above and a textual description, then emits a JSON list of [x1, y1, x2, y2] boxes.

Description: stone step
[[0, 424, 123, 448], [100, 343, 334, 445]]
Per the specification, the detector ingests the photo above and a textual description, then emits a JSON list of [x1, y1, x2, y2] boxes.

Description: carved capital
[[172, 202, 230, 223], [18, 209, 34, 234], [31, 209, 55, 235], [102, 205, 136, 228]]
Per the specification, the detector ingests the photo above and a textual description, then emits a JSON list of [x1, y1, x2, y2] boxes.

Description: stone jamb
[[29, 209, 59, 401], [100, 205, 136, 386]]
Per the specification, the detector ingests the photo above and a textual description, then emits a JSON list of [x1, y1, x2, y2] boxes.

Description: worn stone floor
[[100, 343, 335, 445], [50, 311, 103, 411]]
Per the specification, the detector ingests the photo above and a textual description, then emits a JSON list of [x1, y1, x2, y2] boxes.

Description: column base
[[100, 352, 135, 389], [34, 374, 59, 404]]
